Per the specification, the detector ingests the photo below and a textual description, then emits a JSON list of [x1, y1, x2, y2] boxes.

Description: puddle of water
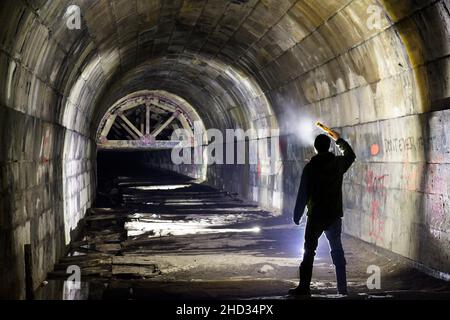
[[126, 220, 261, 237], [358, 292, 394, 299], [144, 201, 233, 206], [311, 293, 348, 299], [125, 213, 262, 238], [70, 251, 87, 256], [130, 184, 191, 190], [36, 280, 99, 300], [63, 281, 90, 300]]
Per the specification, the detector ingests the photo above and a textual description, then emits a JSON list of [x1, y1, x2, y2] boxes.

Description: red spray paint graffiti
[[365, 170, 388, 195], [369, 199, 385, 241], [365, 170, 389, 241], [370, 144, 380, 156]]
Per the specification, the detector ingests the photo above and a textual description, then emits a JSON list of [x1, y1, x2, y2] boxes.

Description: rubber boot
[[335, 265, 347, 295], [289, 265, 312, 296]]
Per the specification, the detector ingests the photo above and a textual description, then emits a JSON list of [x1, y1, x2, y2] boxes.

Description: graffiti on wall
[[365, 170, 388, 195], [384, 136, 437, 154], [370, 143, 380, 156], [365, 170, 389, 242]]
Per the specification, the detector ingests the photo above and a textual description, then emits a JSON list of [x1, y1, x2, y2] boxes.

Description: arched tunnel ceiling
[[2, 0, 444, 138], [93, 53, 274, 133]]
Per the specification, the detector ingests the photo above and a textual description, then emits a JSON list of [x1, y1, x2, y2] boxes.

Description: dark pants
[[299, 217, 347, 294]]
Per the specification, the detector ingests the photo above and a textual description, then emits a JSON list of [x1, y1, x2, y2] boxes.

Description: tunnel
[[1, 0, 450, 301]]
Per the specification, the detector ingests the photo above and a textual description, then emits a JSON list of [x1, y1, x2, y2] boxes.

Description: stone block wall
[[0, 1, 97, 298]]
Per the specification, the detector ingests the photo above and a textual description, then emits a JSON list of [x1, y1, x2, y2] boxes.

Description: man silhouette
[[290, 131, 356, 296]]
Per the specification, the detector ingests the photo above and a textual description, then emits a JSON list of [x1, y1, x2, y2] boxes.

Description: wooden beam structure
[[145, 104, 151, 135], [97, 140, 188, 151], [150, 111, 180, 138], [97, 95, 195, 151], [118, 114, 144, 138]]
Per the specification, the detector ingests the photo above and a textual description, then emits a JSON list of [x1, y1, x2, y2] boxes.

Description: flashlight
[[316, 121, 337, 140]]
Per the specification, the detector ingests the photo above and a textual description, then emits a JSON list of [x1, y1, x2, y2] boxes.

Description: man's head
[[314, 134, 331, 154]]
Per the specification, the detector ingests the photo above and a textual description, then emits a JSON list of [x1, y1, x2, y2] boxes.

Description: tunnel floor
[[35, 167, 450, 300]]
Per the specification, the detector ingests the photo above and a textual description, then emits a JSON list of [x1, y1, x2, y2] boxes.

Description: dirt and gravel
[[36, 168, 450, 300]]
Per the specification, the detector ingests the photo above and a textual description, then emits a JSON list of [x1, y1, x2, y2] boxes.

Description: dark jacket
[[294, 138, 356, 225]]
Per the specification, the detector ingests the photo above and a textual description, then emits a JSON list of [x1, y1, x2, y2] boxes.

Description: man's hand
[[330, 130, 341, 141]]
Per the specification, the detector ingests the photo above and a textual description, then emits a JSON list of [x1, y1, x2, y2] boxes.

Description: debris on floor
[[37, 168, 450, 300]]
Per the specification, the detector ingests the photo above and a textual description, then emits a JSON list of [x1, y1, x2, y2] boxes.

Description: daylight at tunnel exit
[[1, 0, 450, 314]]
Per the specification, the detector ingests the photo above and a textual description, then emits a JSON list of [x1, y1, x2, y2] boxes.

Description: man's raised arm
[[335, 137, 356, 173]]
